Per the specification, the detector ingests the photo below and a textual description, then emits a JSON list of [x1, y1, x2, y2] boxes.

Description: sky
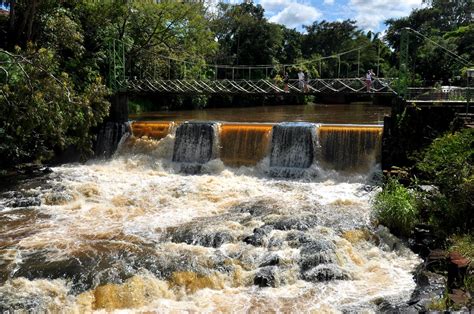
[[0, 1, 424, 33], [215, 0, 425, 33]]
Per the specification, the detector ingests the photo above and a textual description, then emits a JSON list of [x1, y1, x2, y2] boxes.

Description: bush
[[415, 129, 473, 234], [373, 177, 418, 237], [416, 129, 473, 194], [0, 47, 110, 167]]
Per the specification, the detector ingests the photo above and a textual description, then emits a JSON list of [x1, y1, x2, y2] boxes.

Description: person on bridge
[[366, 69, 375, 92], [298, 70, 305, 91], [304, 72, 310, 93]]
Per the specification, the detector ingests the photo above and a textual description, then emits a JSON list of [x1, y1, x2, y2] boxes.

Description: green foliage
[[449, 234, 474, 261], [427, 292, 449, 311], [75, 1, 217, 81], [416, 129, 473, 193], [211, 2, 283, 68], [414, 129, 474, 234], [385, 0, 473, 86], [0, 47, 110, 166], [373, 177, 418, 237]]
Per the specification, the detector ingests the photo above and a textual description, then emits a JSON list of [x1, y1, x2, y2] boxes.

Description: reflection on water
[[131, 104, 391, 125]]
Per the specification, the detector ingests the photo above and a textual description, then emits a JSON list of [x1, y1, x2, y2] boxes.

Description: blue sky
[[214, 0, 425, 33]]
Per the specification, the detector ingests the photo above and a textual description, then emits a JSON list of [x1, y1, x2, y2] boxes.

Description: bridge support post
[[357, 49, 360, 77], [107, 39, 126, 92], [337, 55, 341, 78], [398, 28, 410, 98]]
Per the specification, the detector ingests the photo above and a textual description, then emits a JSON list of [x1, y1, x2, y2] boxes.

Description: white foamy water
[[0, 135, 420, 313]]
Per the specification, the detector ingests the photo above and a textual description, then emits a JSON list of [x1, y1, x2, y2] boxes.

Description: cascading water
[[219, 124, 272, 166], [269, 122, 317, 177], [95, 122, 130, 157], [172, 121, 218, 174], [131, 121, 173, 140], [319, 125, 383, 173], [0, 119, 420, 313]]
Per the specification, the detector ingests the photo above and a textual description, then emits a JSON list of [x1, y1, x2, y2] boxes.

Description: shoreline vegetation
[[375, 127, 473, 310]]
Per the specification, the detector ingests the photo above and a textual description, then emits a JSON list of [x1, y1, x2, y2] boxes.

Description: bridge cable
[[405, 27, 472, 67]]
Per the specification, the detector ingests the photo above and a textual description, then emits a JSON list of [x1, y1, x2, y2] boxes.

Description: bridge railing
[[406, 87, 474, 102], [122, 77, 397, 94]]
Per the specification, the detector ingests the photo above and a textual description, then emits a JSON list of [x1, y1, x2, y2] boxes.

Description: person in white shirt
[[298, 70, 305, 91], [366, 69, 375, 92]]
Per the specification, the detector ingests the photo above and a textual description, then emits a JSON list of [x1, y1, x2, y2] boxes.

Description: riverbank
[[379, 102, 473, 311]]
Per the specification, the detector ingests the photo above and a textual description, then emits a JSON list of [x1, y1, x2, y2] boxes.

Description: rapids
[[0, 126, 420, 313]]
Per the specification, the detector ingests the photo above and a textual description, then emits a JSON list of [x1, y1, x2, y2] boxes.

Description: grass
[[373, 177, 418, 237]]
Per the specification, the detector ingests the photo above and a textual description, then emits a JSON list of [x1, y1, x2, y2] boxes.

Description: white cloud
[[260, 0, 293, 14], [268, 2, 322, 28], [349, 0, 423, 31], [324, 0, 335, 5]]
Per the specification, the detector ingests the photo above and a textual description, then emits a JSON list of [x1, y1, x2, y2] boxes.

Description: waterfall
[[172, 122, 217, 174], [219, 124, 272, 166], [123, 121, 383, 176], [95, 122, 130, 158], [131, 121, 173, 139], [269, 122, 317, 177], [318, 125, 383, 173]]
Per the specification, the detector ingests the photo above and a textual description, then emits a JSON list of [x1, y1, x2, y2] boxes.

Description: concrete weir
[[172, 121, 217, 174], [269, 122, 317, 177]]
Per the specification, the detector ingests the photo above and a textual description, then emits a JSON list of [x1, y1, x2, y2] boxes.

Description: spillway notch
[[172, 121, 218, 174], [95, 122, 130, 158], [269, 122, 317, 178]]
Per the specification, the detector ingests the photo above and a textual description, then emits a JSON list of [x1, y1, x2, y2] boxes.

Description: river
[[0, 104, 421, 312]]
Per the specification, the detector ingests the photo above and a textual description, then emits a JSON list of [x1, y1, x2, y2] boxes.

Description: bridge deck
[[122, 78, 397, 95]]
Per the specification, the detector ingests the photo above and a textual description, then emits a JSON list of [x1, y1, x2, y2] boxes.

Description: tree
[[278, 27, 303, 65], [75, 1, 217, 80], [302, 20, 360, 58], [422, 0, 474, 31], [385, 1, 474, 86], [0, 47, 109, 166], [211, 2, 283, 69]]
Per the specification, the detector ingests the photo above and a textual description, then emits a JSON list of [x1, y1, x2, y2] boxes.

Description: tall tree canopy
[[385, 0, 474, 85]]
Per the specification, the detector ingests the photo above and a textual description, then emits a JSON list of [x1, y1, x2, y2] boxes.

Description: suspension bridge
[[1, 28, 472, 101], [122, 78, 396, 95], [105, 28, 473, 100], [109, 38, 398, 95]]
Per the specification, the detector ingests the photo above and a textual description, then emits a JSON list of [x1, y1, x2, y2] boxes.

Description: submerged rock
[[301, 264, 347, 282], [299, 240, 337, 271], [243, 226, 272, 246], [254, 266, 278, 287], [300, 239, 336, 255], [6, 197, 41, 208], [259, 254, 280, 267], [300, 251, 335, 271], [232, 200, 276, 217], [171, 229, 234, 248], [267, 236, 284, 249], [269, 214, 319, 231], [286, 231, 313, 247]]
